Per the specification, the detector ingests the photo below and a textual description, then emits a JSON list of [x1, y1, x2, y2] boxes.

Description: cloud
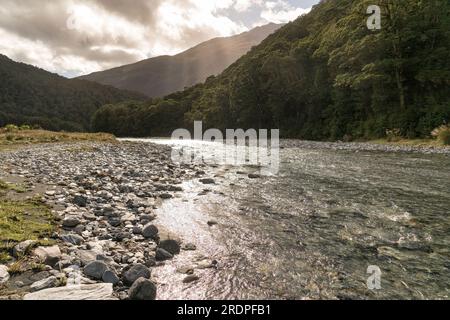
[[0, 0, 315, 77]]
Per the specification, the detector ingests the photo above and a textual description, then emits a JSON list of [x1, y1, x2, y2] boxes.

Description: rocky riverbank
[[0, 141, 212, 300], [281, 140, 450, 155]]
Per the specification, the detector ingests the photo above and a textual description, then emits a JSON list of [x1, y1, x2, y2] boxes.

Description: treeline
[[94, 0, 448, 140], [0, 54, 146, 131]]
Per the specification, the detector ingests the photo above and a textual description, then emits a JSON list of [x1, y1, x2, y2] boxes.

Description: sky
[[0, 0, 319, 78]]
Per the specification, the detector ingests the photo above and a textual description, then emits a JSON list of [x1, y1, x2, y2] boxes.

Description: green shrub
[[4, 124, 18, 132], [19, 125, 31, 131]]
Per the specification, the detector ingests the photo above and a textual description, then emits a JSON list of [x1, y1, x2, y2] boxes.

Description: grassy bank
[[0, 128, 116, 149], [0, 198, 56, 264]]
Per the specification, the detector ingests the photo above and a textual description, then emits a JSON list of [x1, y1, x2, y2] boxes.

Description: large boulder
[[0, 265, 10, 285], [128, 278, 157, 300], [123, 264, 151, 286], [24, 283, 116, 300], [84, 261, 108, 280], [33, 246, 61, 267]]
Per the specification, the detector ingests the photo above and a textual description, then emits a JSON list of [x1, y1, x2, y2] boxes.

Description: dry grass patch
[[0, 128, 116, 147]]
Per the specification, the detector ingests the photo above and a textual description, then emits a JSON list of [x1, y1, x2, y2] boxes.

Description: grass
[[0, 179, 27, 196], [0, 198, 57, 264], [0, 129, 116, 147]]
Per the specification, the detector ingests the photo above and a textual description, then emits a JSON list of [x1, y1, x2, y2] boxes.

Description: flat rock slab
[[23, 283, 116, 300]]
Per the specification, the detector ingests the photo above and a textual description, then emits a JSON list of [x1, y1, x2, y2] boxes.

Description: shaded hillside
[[80, 23, 282, 98], [0, 55, 146, 131], [94, 0, 450, 140]]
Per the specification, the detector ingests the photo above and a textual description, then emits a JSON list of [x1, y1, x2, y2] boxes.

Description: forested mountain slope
[[93, 0, 450, 140], [80, 23, 282, 98], [0, 55, 146, 131]]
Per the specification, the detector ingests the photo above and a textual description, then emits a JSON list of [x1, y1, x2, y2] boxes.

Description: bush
[[19, 125, 32, 131], [432, 125, 450, 145], [4, 124, 19, 132], [386, 128, 403, 142]]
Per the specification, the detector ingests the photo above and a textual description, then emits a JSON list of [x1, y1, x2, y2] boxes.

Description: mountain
[[79, 23, 282, 98], [0, 54, 146, 131], [93, 0, 450, 140]]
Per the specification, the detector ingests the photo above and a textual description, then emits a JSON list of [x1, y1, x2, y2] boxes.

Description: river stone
[[102, 270, 120, 285], [33, 245, 61, 266], [75, 250, 99, 266], [155, 248, 173, 261], [13, 240, 37, 258], [183, 275, 200, 284], [142, 224, 159, 239], [30, 276, 59, 292], [61, 234, 84, 245], [0, 265, 10, 284], [199, 178, 215, 184], [84, 261, 108, 280], [63, 217, 81, 228], [123, 264, 151, 286], [159, 239, 181, 255], [73, 195, 88, 207], [24, 283, 116, 300], [128, 278, 157, 300]]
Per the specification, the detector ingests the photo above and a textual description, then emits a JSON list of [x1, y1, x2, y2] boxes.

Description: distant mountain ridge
[[0, 54, 146, 131], [79, 23, 282, 98]]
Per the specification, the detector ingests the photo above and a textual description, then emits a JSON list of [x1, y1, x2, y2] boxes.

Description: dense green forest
[[0, 55, 146, 131], [93, 0, 450, 140]]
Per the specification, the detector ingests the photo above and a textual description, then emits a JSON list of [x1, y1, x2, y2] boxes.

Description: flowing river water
[[124, 139, 450, 300]]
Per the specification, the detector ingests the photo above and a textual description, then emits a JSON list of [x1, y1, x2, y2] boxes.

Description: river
[[122, 138, 450, 300]]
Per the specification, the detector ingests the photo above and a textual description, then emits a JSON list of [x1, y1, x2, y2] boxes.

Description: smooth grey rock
[[102, 270, 120, 285], [123, 264, 151, 286], [159, 239, 181, 255], [155, 248, 173, 261], [0, 265, 10, 284], [63, 217, 81, 228], [142, 224, 159, 239], [33, 245, 61, 266], [84, 261, 108, 280], [128, 278, 157, 300], [30, 276, 59, 292], [24, 283, 116, 300], [61, 234, 84, 245], [183, 275, 200, 284], [75, 250, 99, 266]]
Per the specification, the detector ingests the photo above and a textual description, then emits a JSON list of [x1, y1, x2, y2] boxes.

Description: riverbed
[[125, 138, 450, 300]]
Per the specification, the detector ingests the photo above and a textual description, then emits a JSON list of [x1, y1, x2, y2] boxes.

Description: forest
[[92, 0, 450, 141], [0, 54, 146, 131]]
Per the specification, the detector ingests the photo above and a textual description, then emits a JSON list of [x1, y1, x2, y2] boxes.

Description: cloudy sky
[[0, 0, 319, 78]]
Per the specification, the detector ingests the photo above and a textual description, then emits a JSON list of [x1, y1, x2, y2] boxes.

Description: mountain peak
[[79, 23, 282, 98]]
